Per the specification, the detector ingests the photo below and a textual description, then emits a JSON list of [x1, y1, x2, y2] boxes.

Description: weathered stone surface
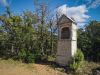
[[56, 15, 77, 66]]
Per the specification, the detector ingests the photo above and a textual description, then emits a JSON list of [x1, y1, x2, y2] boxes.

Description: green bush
[[18, 49, 27, 60], [25, 51, 35, 63], [18, 49, 35, 63], [34, 54, 41, 62], [69, 49, 84, 72]]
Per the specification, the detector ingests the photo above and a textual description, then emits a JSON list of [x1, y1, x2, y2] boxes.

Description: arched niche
[[61, 27, 70, 39]]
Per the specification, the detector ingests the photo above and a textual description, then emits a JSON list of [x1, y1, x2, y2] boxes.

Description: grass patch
[[0, 58, 34, 69]]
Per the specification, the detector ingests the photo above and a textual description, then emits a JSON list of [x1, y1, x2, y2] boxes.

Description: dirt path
[[0, 59, 67, 75], [0, 66, 36, 75], [33, 64, 66, 75], [0, 59, 36, 75]]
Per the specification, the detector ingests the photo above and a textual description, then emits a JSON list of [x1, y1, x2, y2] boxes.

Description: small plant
[[47, 56, 55, 61], [18, 49, 35, 63], [69, 49, 84, 72], [34, 54, 41, 62], [25, 51, 35, 63], [18, 49, 27, 61]]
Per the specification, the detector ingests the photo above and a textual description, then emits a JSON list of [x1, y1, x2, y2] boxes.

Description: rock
[[92, 70, 100, 75]]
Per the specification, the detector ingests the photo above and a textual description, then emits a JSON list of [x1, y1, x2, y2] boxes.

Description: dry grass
[[0, 58, 67, 75], [70, 61, 100, 75], [79, 61, 100, 75], [0, 58, 36, 75], [0, 58, 100, 75]]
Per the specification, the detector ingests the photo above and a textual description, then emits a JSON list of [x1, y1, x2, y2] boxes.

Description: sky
[[0, 0, 100, 27]]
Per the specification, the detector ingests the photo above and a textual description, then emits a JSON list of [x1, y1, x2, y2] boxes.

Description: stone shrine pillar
[[55, 15, 77, 66]]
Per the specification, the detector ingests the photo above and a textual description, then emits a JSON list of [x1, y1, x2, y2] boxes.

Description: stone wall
[[56, 40, 72, 66], [71, 23, 77, 56]]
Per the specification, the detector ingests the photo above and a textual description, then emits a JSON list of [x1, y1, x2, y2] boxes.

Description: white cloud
[[0, 0, 8, 6], [57, 4, 90, 27], [88, 0, 100, 8], [57, 5, 67, 15], [72, 0, 100, 8]]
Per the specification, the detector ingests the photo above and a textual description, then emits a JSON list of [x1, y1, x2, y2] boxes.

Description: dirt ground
[[0, 59, 67, 75], [0, 58, 100, 75]]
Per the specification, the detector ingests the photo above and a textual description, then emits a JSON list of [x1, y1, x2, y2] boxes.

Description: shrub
[[34, 54, 41, 62], [18, 49, 35, 63], [18, 49, 27, 60], [69, 49, 84, 72], [25, 51, 35, 63]]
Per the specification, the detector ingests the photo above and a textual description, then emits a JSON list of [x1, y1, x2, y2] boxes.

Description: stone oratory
[[56, 14, 77, 66]]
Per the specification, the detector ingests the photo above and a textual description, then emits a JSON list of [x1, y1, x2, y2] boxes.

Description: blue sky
[[0, 0, 100, 26]]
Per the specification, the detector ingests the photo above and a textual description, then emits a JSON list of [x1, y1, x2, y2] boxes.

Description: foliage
[[18, 48, 42, 63], [69, 49, 84, 72], [18, 49, 27, 61], [0, 6, 57, 63], [77, 21, 100, 61], [25, 51, 35, 63]]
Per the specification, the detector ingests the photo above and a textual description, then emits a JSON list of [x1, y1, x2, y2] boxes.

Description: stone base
[[55, 55, 72, 66], [56, 40, 72, 66]]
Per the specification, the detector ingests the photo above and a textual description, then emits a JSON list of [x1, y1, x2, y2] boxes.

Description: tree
[[0, 4, 58, 62], [78, 21, 100, 61]]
